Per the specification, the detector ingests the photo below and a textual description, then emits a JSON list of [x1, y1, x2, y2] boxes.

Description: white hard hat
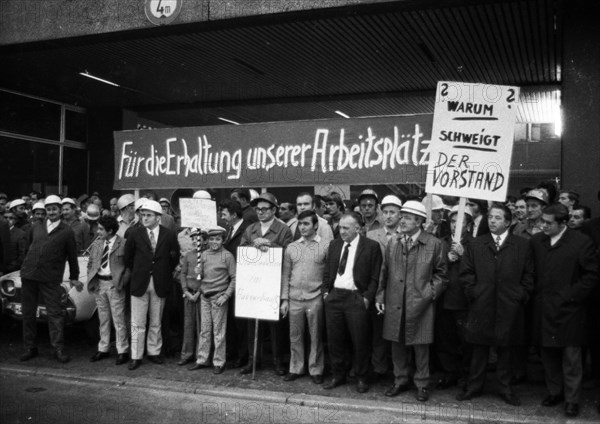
[[86, 204, 101, 221], [159, 197, 171, 205], [449, 205, 473, 218], [140, 199, 162, 215], [421, 195, 444, 211], [401, 200, 428, 219], [61, 197, 76, 206], [9, 199, 25, 209], [380, 195, 402, 209], [32, 201, 45, 211], [193, 190, 211, 200], [44, 195, 62, 206], [117, 194, 135, 210], [135, 198, 148, 211], [249, 189, 260, 201]]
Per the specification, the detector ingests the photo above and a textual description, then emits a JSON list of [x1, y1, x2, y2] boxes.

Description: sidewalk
[[1, 344, 599, 424]]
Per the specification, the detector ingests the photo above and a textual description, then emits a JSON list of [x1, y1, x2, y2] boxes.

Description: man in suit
[[323, 211, 382, 393], [231, 188, 258, 224], [220, 199, 250, 368], [457, 203, 534, 406], [124, 200, 180, 370], [19, 195, 80, 363], [367, 195, 403, 381], [467, 198, 489, 238], [375, 201, 447, 402], [531, 204, 599, 418], [87, 215, 130, 365]]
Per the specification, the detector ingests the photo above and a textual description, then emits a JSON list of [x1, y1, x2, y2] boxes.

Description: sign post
[[235, 246, 283, 379], [425, 81, 520, 241]]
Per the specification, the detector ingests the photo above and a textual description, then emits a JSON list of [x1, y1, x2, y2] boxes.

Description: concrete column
[[561, 1, 600, 215]]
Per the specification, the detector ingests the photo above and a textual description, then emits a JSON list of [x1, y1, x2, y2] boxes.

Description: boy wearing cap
[[189, 227, 236, 374], [376, 200, 447, 402]]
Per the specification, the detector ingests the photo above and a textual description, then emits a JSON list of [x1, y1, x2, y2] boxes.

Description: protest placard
[[235, 247, 282, 321], [425, 81, 519, 202], [179, 198, 217, 229]]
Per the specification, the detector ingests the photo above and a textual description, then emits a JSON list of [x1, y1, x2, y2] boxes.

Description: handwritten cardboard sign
[[113, 115, 432, 189], [235, 247, 282, 321], [425, 81, 519, 202], [179, 198, 217, 229]]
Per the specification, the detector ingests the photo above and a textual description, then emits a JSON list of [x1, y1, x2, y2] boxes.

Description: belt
[[97, 274, 113, 281], [332, 287, 359, 293]]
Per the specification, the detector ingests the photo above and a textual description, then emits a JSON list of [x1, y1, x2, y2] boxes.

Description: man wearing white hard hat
[[366, 194, 403, 381], [31, 201, 46, 224], [61, 197, 90, 253], [116, 193, 137, 238], [422, 195, 451, 239], [124, 199, 180, 370], [19, 194, 81, 364], [9, 198, 31, 234], [376, 200, 447, 402]]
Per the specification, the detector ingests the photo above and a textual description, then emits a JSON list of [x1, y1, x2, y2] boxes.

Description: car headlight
[[1, 279, 16, 296]]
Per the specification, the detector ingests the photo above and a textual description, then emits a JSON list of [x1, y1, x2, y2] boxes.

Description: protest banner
[[179, 198, 217, 229], [425, 81, 520, 202], [113, 115, 432, 189], [235, 247, 282, 321]]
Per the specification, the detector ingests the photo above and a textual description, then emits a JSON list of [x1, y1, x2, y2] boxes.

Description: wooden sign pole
[[453, 197, 467, 244], [252, 318, 259, 380]]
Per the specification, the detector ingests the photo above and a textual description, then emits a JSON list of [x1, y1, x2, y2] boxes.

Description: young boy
[[189, 226, 236, 374]]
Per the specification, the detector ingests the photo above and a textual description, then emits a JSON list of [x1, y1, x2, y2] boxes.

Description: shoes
[[147, 355, 164, 364], [116, 353, 128, 365], [274, 363, 287, 376], [19, 348, 39, 362], [356, 379, 369, 394], [213, 366, 225, 375], [240, 364, 253, 375], [90, 351, 110, 362], [436, 376, 458, 390], [284, 373, 302, 382], [541, 393, 564, 407], [311, 374, 323, 385], [128, 360, 142, 370], [456, 390, 482, 401], [500, 393, 521, 406], [510, 375, 527, 385], [177, 357, 194, 366], [385, 383, 410, 397], [189, 362, 210, 371], [564, 402, 579, 417], [54, 350, 71, 363], [323, 377, 346, 390], [231, 358, 247, 369], [416, 387, 429, 402]]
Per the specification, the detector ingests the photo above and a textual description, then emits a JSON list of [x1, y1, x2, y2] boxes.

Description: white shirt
[[550, 226, 568, 246], [46, 219, 60, 233], [98, 236, 117, 276], [334, 235, 360, 290], [404, 229, 421, 246], [147, 225, 160, 247], [492, 230, 509, 248], [472, 215, 482, 236], [231, 219, 244, 237]]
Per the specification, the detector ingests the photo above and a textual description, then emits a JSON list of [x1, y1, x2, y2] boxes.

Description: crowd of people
[[0, 182, 599, 418]]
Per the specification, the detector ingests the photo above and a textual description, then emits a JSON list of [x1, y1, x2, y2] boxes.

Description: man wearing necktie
[[458, 203, 534, 407], [124, 200, 180, 370], [375, 201, 447, 402], [86, 215, 129, 365], [322, 211, 382, 393]]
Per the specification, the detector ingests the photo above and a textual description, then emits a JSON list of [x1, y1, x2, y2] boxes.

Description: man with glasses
[[239, 192, 293, 376]]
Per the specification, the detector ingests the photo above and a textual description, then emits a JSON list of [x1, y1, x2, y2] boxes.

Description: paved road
[[0, 372, 459, 424]]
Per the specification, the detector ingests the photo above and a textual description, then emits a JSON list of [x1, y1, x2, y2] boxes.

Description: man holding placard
[[239, 192, 292, 376]]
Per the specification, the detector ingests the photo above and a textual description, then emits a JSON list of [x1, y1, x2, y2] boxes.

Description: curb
[[1, 364, 592, 424]]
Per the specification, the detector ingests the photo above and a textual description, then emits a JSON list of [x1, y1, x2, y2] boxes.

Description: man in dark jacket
[[531, 204, 599, 418], [457, 203, 534, 406], [19, 195, 80, 363], [124, 200, 180, 370]]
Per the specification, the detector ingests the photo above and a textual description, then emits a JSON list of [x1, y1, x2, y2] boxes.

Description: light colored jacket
[[87, 235, 128, 292]]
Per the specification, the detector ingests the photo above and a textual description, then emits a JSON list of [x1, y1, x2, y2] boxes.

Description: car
[[0, 256, 98, 336]]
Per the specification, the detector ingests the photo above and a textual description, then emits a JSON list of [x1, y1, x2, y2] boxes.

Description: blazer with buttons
[[87, 235, 128, 292], [124, 224, 180, 298]]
